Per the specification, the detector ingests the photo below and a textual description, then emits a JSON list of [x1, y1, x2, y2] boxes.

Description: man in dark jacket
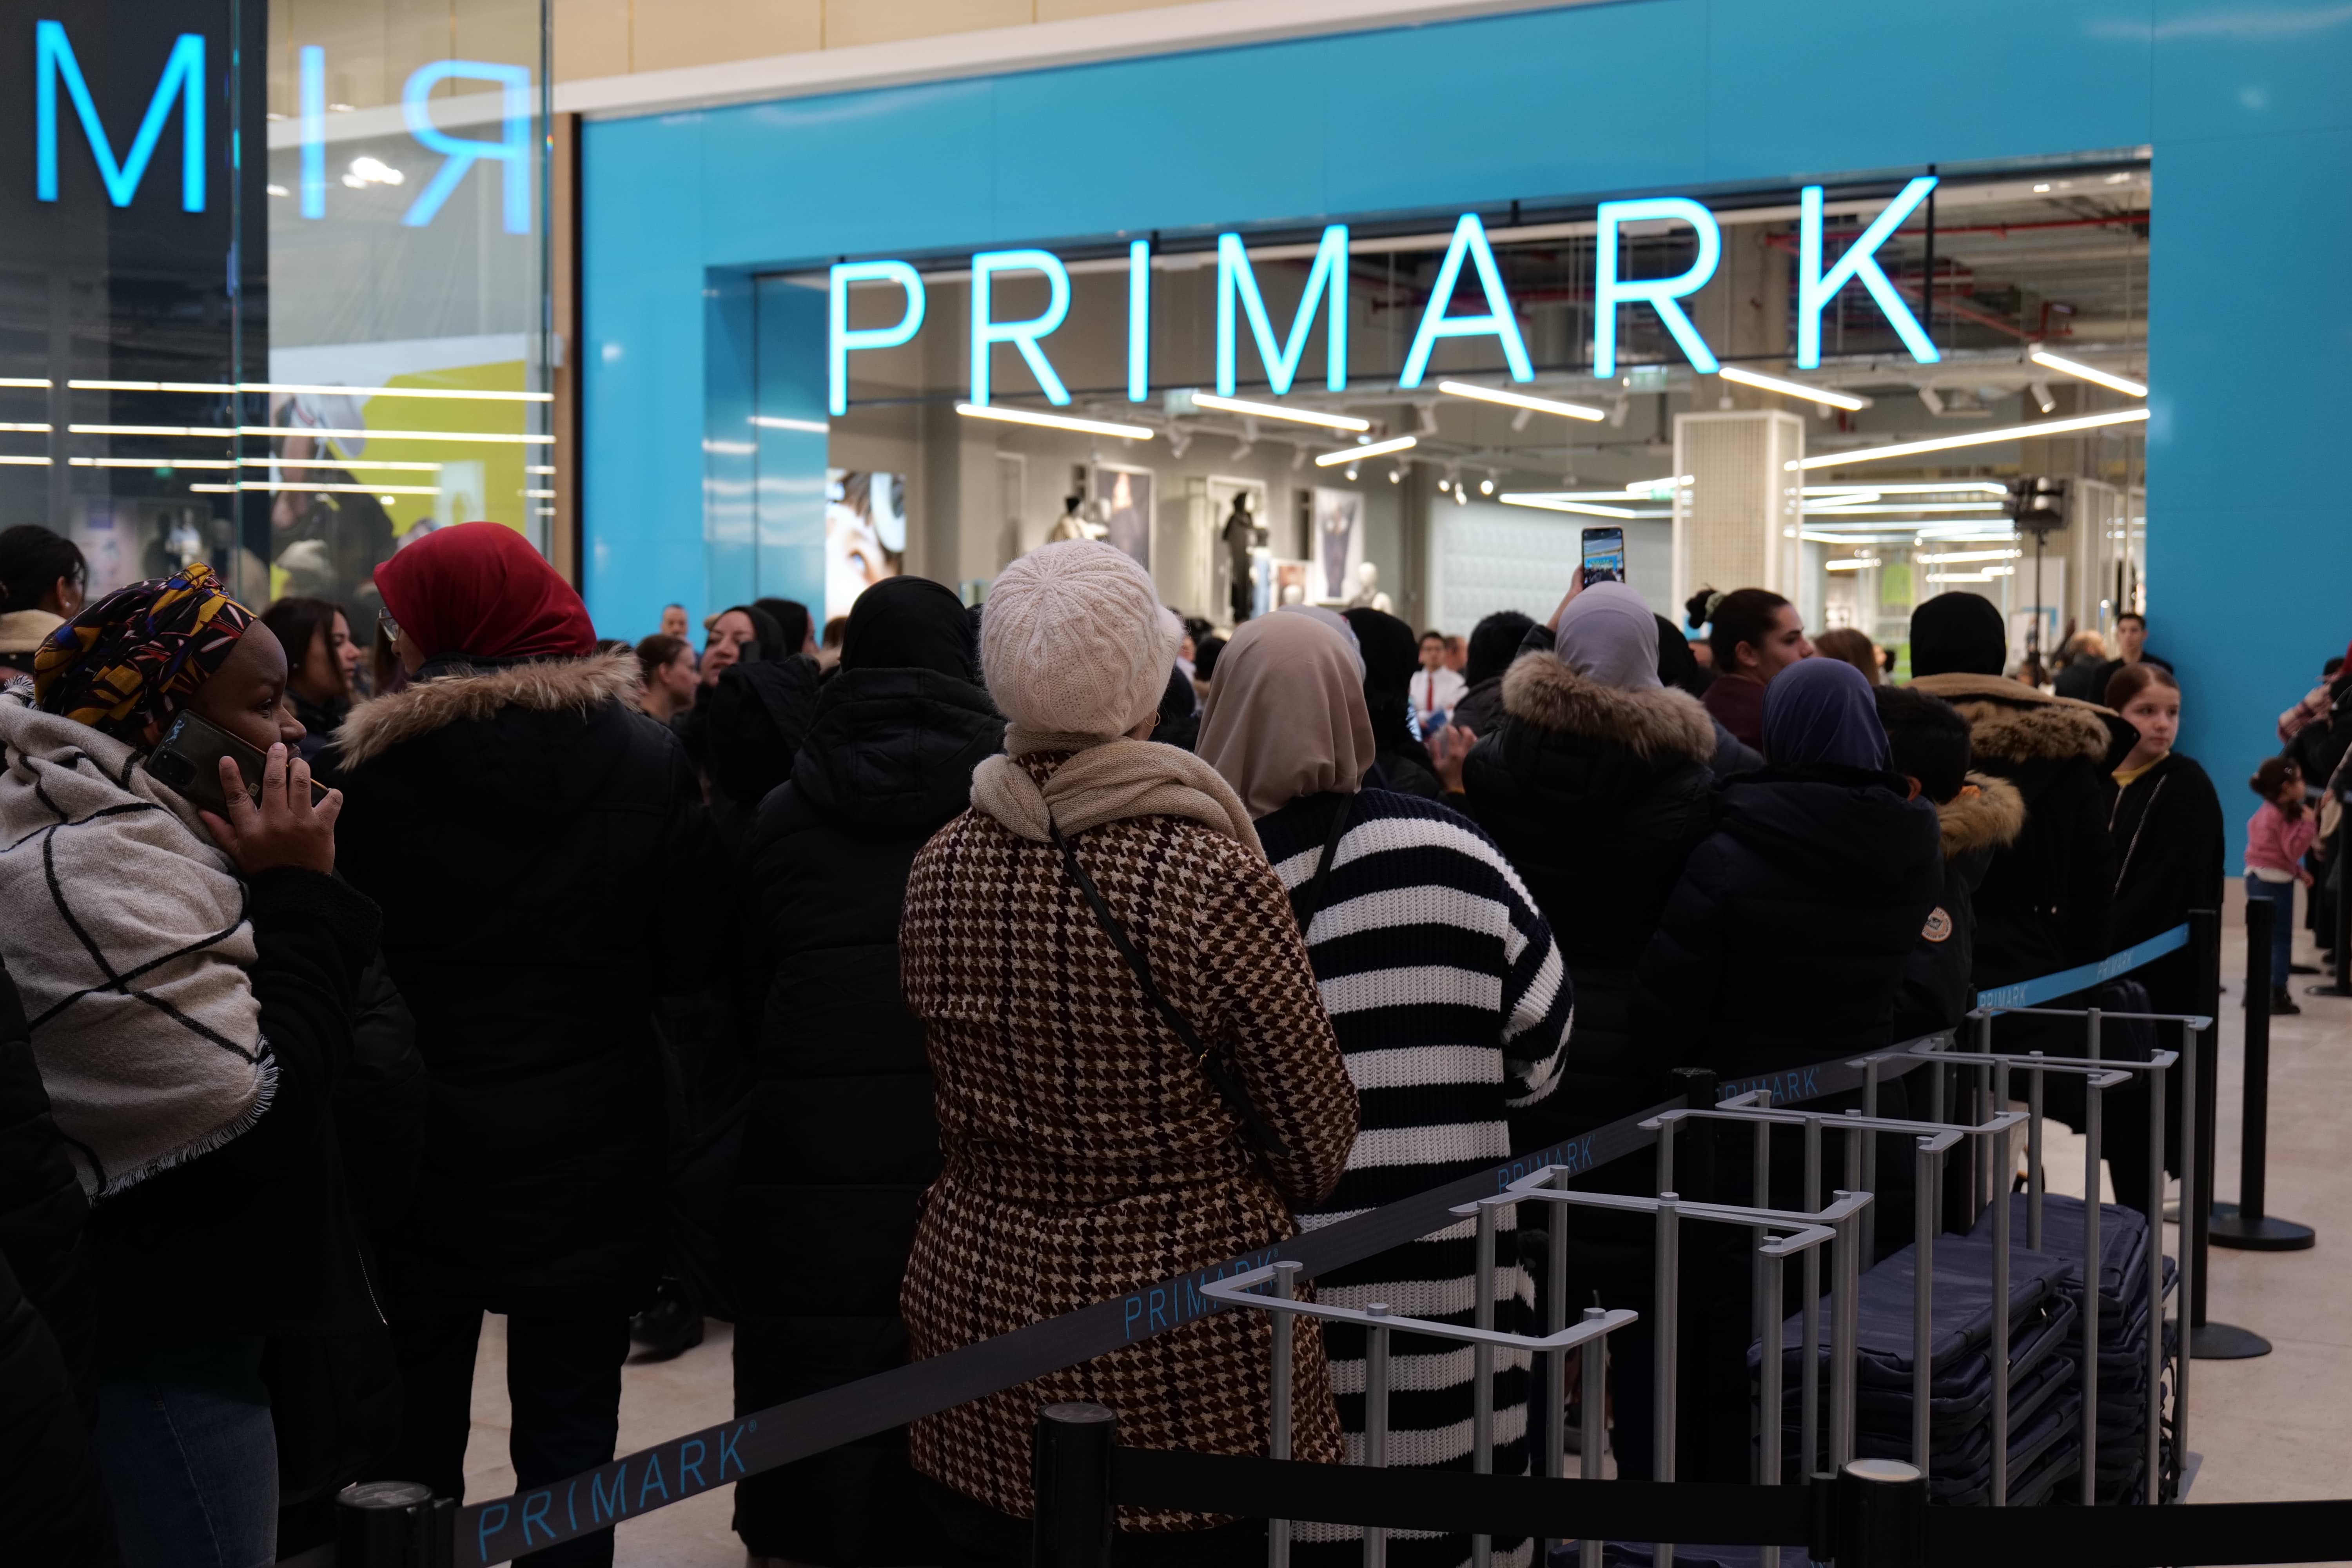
[[1905, 593, 2118, 992], [731, 577, 1004, 1566], [1451, 610, 1535, 738]]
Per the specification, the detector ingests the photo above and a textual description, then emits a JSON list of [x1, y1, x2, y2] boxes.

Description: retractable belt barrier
[[1109, 1450, 2352, 1568], [446, 924, 2193, 1565]]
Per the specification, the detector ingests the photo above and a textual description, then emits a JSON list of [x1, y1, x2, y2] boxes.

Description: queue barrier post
[[1834, 1459, 1927, 1568], [334, 1481, 454, 1568], [1033, 1403, 1117, 1568], [2186, 907, 2274, 1359], [2210, 891, 2317, 1251]]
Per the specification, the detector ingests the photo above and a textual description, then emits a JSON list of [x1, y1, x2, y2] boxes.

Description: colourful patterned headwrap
[[33, 565, 257, 746]]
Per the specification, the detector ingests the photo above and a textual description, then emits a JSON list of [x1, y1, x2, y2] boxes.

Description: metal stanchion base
[[2206, 1203, 2317, 1251], [2190, 1321, 2274, 1359], [2306, 981, 2352, 997]]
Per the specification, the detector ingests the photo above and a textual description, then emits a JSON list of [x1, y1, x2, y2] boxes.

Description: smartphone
[[1581, 526, 1627, 587], [147, 710, 328, 814]]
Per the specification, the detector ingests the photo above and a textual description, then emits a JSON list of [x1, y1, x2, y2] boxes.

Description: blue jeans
[[2247, 873, 2298, 985], [95, 1376, 278, 1568]]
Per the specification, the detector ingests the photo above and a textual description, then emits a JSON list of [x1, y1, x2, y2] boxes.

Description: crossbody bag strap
[[1291, 790, 1357, 938], [1048, 818, 1292, 1160]]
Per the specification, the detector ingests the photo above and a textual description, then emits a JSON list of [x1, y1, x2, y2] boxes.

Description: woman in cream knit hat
[[899, 541, 1359, 1566]]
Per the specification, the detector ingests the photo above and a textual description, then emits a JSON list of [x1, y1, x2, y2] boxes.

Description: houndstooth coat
[[899, 753, 1361, 1529]]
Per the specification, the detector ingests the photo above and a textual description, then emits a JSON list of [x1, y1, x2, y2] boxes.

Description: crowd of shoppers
[[0, 506, 2337, 1565]]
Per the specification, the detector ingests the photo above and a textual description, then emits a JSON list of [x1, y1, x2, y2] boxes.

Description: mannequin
[[1344, 561, 1392, 613], [1047, 493, 1107, 544], [1220, 493, 1263, 624]]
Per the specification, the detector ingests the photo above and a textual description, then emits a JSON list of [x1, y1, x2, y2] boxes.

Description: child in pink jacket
[[2246, 757, 2318, 1013]]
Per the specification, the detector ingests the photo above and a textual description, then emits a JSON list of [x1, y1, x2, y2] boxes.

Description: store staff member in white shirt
[[1413, 628, 1468, 729]]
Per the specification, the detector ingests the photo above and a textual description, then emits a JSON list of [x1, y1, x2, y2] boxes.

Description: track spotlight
[[1231, 441, 1254, 462], [2029, 381, 2057, 414], [1480, 474, 1496, 496], [1916, 387, 1945, 416], [1415, 403, 1440, 436], [1388, 465, 1403, 484], [1166, 426, 1192, 458], [1343, 464, 1359, 481], [1608, 397, 1630, 428], [1510, 407, 1534, 432]]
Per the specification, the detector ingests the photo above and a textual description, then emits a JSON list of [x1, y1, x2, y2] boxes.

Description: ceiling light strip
[[1189, 392, 1371, 432], [2026, 350, 2147, 398], [954, 403, 1153, 441], [1499, 494, 1646, 519], [1718, 366, 1870, 412], [1788, 408, 2148, 470], [1437, 380, 1606, 422], [69, 379, 552, 403], [1314, 434, 1416, 466], [237, 480, 442, 495]]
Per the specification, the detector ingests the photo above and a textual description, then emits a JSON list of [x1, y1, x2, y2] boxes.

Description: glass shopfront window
[[0, 0, 552, 620]]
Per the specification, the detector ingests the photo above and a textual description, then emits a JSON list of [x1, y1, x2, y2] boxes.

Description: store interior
[[810, 160, 2149, 669]]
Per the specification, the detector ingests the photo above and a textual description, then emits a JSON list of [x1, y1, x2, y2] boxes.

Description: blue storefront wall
[[583, 0, 2352, 806]]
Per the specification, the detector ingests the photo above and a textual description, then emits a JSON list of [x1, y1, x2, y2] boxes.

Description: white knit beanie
[[982, 540, 1179, 744]]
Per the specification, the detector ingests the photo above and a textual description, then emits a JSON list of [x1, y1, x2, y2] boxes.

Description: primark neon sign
[[830, 179, 1940, 416], [32, 19, 531, 232]]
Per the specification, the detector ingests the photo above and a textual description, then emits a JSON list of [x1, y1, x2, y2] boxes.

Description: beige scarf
[[0, 693, 270, 1198], [971, 735, 1262, 856]]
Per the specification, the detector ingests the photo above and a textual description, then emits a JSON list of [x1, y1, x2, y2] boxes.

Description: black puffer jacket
[[1892, 774, 2025, 1042], [334, 650, 711, 1314], [731, 666, 1003, 1564], [1907, 675, 2117, 987], [704, 654, 824, 838], [1635, 765, 1943, 1080], [1462, 653, 1717, 1140], [0, 957, 111, 1564], [2108, 751, 2226, 1016]]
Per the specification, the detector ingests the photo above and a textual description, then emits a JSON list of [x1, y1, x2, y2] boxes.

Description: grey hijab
[[1554, 582, 1661, 690]]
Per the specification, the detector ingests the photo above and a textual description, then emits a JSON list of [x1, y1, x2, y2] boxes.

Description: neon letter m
[[36, 21, 205, 211]]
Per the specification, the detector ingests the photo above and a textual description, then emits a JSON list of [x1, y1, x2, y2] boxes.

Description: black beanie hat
[[1909, 591, 2007, 678]]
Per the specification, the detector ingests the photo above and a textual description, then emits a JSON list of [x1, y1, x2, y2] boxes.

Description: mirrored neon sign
[[831, 181, 1940, 407], [34, 20, 533, 232]]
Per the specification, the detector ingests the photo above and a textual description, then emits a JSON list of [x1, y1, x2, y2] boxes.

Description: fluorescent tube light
[[1824, 559, 1873, 571], [1315, 434, 1416, 466], [1804, 482, 2008, 497], [69, 456, 238, 469], [238, 479, 442, 496], [1916, 548, 2023, 564], [1625, 474, 1693, 493], [2027, 350, 2146, 398], [1189, 392, 1370, 432], [1718, 367, 1870, 412], [69, 379, 554, 403], [1799, 532, 1860, 544], [1797, 502, 2006, 517], [1786, 407, 2148, 470], [751, 415, 829, 434], [956, 403, 1153, 441], [1499, 495, 1647, 518], [1804, 491, 1882, 508], [1437, 380, 1606, 422]]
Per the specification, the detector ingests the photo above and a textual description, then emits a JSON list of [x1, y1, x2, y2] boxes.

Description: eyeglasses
[[376, 609, 401, 644]]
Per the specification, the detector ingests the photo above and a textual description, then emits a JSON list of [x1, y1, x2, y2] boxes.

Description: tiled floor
[[451, 887, 2352, 1562]]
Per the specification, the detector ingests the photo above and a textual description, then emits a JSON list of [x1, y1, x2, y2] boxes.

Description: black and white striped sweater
[[1259, 789, 1572, 1568]]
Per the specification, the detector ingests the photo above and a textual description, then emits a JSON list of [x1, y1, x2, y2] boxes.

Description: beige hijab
[[1197, 611, 1377, 819], [971, 739, 1261, 854]]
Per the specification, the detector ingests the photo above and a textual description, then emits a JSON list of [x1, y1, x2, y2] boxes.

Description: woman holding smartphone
[[0, 564, 379, 1565]]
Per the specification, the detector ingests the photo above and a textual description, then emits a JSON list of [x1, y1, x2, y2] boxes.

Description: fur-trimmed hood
[[1938, 770, 2026, 860], [334, 648, 640, 770], [1906, 672, 2112, 765], [1501, 652, 1716, 763]]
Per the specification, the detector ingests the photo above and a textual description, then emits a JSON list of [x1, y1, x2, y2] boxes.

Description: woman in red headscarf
[[331, 524, 710, 1558]]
